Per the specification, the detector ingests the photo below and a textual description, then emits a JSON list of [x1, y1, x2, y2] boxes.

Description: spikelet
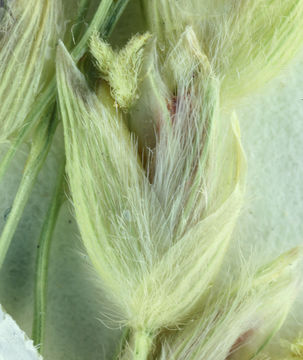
[[57, 20, 246, 356], [57, 41, 164, 324], [141, 0, 303, 104], [158, 248, 303, 360], [0, 0, 62, 143]]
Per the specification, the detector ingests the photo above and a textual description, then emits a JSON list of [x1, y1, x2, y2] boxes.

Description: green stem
[[32, 158, 66, 353], [101, 0, 130, 38], [118, 329, 153, 360], [0, 111, 58, 269], [72, 0, 130, 60], [132, 330, 153, 360]]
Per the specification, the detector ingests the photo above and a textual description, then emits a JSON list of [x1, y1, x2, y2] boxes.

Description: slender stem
[[132, 330, 153, 360], [101, 0, 130, 39], [32, 157, 66, 353], [72, 0, 130, 60], [0, 111, 58, 269], [120, 329, 153, 360]]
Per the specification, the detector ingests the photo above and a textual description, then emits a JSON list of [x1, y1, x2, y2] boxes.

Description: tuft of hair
[[90, 31, 151, 110], [0, 0, 63, 143]]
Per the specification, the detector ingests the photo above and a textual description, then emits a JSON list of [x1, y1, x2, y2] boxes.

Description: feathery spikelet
[[0, 0, 62, 143], [57, 40, 164, 324], [141, 0, 303, 104], [57, 26, 246, 356], [57, 20, 246, 356]]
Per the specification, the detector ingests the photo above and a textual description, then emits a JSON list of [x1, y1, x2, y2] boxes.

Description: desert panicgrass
[[0, 0, 302, 359]]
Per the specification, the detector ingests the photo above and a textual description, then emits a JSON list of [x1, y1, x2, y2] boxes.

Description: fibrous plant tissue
[[0, 0, 303, 359]]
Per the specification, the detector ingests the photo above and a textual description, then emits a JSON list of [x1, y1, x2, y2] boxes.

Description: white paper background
[[0, 305, 41, 360]]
